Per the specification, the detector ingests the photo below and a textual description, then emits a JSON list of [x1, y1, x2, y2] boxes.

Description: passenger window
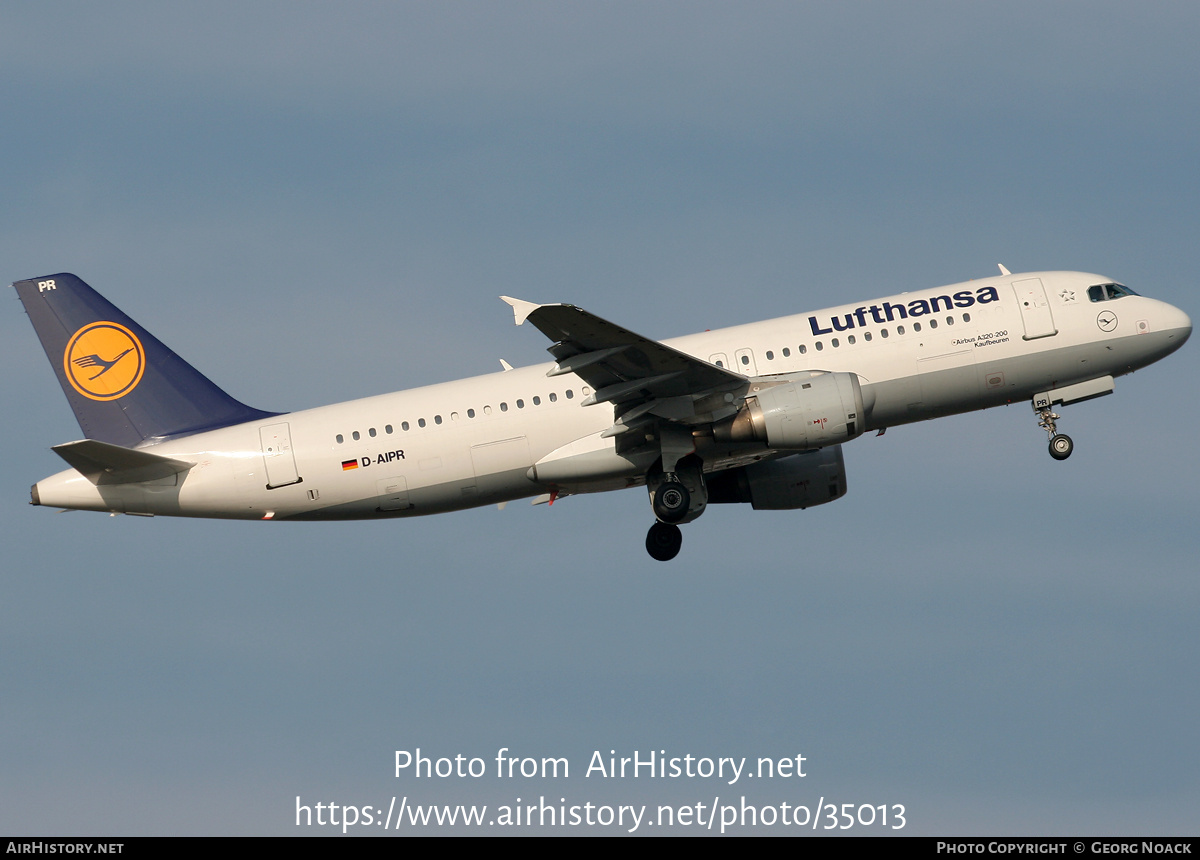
[[913, 322, 921, 332], [847, 335, 855, 345], [864, 331, 872, 342], [549, 392, 557, 402], [369, 427, 377, 437], [434, 415, 442, 424], [451, 412, 458, 421], [336, 434, 344, 444], [484, 405, 493, 415], [962, 313, 971, 323], [516, 399, 524, 409], [929, 319, 937, 329], [352, 431, 360, 441], [897, 325, 906, 335], [385, 425, 393, 434], [881, 328, 889, 338], [532, 396, 540, 406], [799, 344, 807, 354], [418, 418, 426, 428], [740, 354, 750, 365], [815, 342, 824, 351], [500, 403, 508, 412], [565, 389, 574, 399], [766, 350, 774, 360], [782, 347, 790, 357], [402, 421, 410, 431], [946, 316, 954, 326], [832, 338, 839, 348], [467, 409, 475, 418]]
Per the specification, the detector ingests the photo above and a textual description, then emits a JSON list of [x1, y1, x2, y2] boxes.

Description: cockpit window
[[1088, 283, 1139, 302]]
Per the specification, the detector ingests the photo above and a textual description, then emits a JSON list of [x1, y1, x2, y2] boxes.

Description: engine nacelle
[[714, 371, 868, 450], [707, 446, 847, 510]]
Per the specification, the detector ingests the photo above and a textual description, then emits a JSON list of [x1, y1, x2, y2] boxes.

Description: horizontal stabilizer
[[51, 439, 194, 485]]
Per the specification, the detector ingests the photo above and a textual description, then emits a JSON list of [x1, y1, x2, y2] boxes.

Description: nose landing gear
[[1036, 404, 1073, 460], [1048, 432, 1073, 460]]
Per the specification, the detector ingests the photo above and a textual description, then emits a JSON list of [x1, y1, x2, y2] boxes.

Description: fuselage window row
[[743, 313, 974, 368], [331, 298, 963, 448], [333, 389, 581, 444]]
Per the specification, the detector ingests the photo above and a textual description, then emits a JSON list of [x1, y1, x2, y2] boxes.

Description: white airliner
[[14, 268, 1190, 560]]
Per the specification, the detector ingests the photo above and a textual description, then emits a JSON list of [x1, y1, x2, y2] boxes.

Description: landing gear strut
[[1036, 405, 1073, 460], [643, 432, 707, 560]]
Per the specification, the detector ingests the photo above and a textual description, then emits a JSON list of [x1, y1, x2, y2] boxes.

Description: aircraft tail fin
[[12, 273, 277, 447]]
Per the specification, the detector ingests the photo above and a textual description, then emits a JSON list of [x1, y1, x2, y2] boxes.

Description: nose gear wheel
[[1036, 406, 1073, 460]]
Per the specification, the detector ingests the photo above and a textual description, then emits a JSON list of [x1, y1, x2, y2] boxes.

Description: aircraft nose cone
[[1166, 303, 1192, 343], [1154, 301, 1191, 357]]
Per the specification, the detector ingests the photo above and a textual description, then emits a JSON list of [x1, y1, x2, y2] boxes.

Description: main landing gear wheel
[[651, 479, 690, 524], [646, 522, 683, 562], [1049, 434, 1074, 460]]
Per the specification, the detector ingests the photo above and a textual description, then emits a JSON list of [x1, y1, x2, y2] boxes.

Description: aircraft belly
[[283, 463, 540, 520], [866, 333, 1157, 427]]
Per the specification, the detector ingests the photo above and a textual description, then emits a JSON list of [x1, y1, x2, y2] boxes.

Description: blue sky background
[[1, 2, 1197, 835]]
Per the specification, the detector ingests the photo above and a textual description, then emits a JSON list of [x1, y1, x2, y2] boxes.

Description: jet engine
[[713, 371, 869, 450]]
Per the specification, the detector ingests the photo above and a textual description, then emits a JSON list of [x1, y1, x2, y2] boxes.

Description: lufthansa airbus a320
[[13, 267, 1190, 560]]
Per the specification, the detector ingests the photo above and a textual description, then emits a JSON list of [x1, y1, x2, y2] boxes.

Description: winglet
[[998, 264, 1011, 276], [500, 296, 541, 326]]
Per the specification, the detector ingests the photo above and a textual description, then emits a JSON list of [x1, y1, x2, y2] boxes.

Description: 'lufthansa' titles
[[807, 286, 999, 336]]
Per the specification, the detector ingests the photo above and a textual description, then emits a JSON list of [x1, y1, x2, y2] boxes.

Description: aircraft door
[[259, 422, 302, 488], [1012, 278, 1058, 340], [734, 348, 758, 375]]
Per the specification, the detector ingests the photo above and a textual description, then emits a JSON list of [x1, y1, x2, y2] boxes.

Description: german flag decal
[[341, 459, 358, 471]]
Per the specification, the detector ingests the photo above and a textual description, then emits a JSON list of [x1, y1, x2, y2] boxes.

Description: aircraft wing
[[501, 297, 747, 430]]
